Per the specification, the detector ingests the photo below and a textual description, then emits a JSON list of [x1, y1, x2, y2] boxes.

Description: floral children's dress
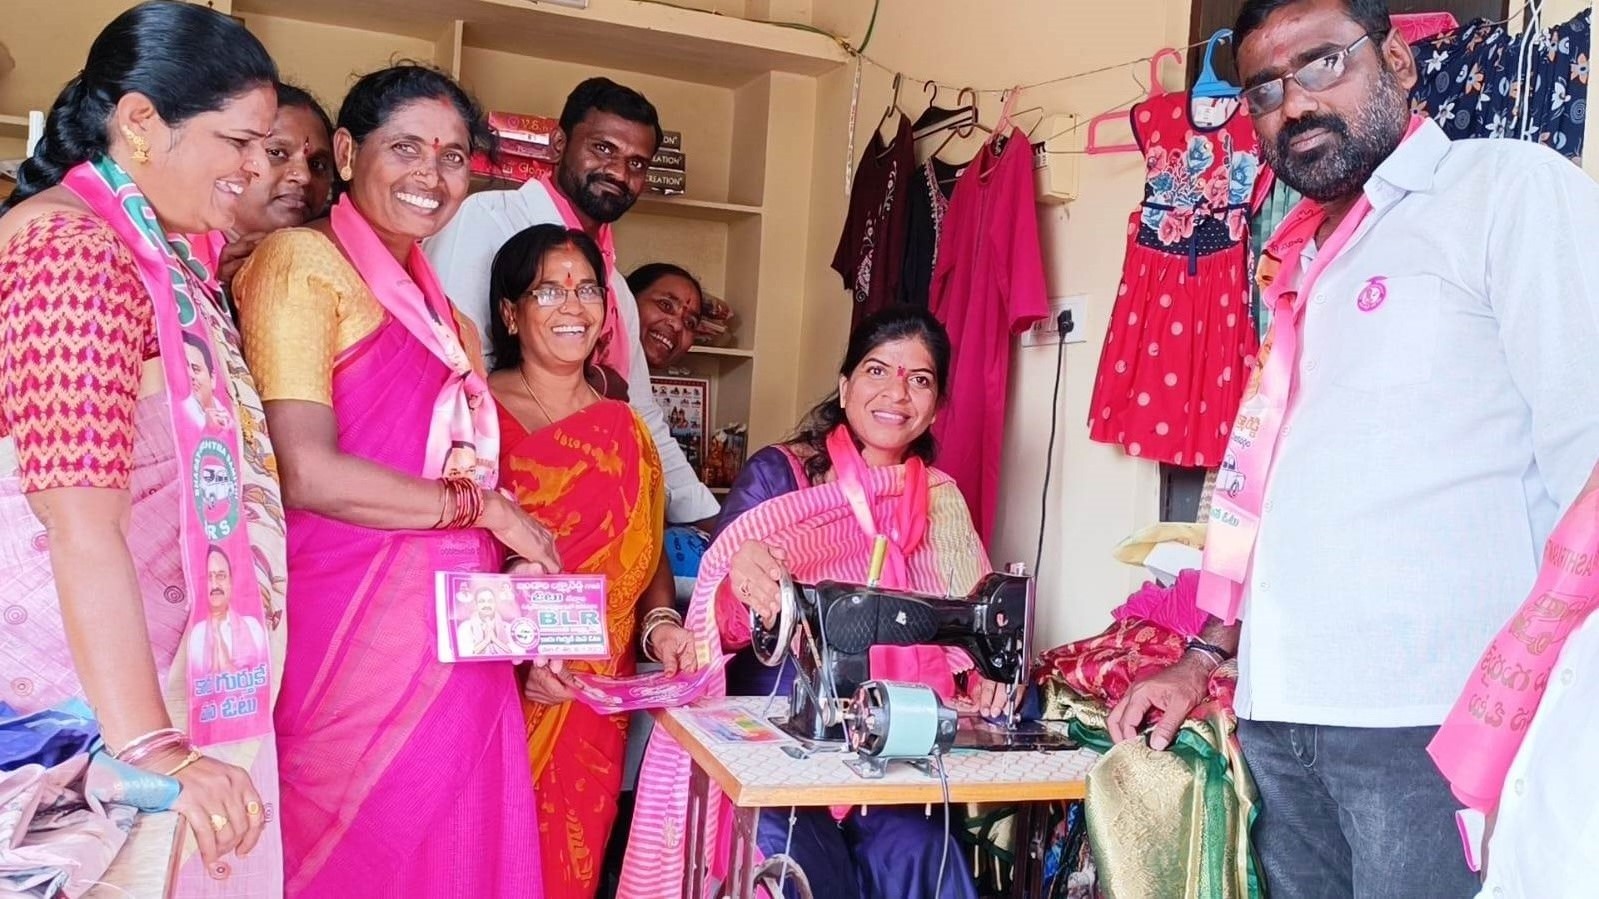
[[1088, 91, 1265, 467]]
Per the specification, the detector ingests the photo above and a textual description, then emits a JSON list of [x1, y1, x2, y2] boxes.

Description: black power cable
[[1033, 307, 1074, 576]]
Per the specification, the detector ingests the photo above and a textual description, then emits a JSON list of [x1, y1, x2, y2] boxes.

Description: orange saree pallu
[[498, 398, 664, 898]]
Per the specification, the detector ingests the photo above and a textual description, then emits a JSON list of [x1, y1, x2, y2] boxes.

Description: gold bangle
[[162, 749, 202, 777]]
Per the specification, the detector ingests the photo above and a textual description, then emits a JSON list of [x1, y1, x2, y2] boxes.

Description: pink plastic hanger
[[1084, 47, 1183, 156]]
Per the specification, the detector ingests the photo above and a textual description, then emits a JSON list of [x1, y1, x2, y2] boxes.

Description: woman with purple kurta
[[234, 64, 559, 898]]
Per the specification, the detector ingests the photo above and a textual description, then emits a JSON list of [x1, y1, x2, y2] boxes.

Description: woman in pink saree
[[233, 65, 558, 899], [0, 4, 285, 895], [621, 308, 1008, 899]]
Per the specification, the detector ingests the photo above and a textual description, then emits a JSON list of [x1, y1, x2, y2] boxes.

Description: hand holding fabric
[[153, 749, 265, 867], [1106, 655, 1211, 751]]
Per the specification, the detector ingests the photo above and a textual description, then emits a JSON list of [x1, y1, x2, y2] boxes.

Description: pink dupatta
[[329, 196, 499, 486], [1199, 118, 1425, 622]]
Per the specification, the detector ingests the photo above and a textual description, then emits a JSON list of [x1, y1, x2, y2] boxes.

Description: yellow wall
[[237, 15, 436, 109]]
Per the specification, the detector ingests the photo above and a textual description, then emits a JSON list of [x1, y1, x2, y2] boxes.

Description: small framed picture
[[650, 376, 709, 478]]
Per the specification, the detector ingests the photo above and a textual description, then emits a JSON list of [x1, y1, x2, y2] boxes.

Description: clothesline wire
[[852, 0, 1541, 97], [1025, 0, 1547, 152]]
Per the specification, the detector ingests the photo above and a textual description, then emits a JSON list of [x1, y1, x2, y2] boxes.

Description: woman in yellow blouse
[[232, 64, 557, 898]]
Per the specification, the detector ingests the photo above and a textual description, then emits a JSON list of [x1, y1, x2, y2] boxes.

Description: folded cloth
[[0, 756, 136, 899], [0, 700, 99, 771], [1112, 569, 1207, 638], [1112, 522, 1206, 567]]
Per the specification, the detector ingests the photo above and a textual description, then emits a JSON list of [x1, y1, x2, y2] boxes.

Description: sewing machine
[[752, 571, 1069, 761]]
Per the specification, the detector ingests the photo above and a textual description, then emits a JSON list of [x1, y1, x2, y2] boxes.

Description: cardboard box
[[651, 147, 685, 171], [646, 167, 686, 195], [488, 111, 561, 163], [471, 152, 553, 185]]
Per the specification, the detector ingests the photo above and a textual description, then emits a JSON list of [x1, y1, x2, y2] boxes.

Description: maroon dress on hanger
[[1087, 91, 1265, 468], [833, 114, 915, 328]]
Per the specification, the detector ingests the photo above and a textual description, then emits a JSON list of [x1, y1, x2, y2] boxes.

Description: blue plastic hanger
[[1192, 28, 1241, 99]]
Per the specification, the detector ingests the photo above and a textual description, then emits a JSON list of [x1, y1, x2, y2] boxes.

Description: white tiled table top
[[656, 696, 1101, 808]]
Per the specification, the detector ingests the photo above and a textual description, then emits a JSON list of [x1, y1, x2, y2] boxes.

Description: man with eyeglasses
[[1108, 1, 1599, 896]]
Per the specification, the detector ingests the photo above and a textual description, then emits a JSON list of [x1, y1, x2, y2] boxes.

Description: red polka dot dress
[[1088, 91, 1265, 468]]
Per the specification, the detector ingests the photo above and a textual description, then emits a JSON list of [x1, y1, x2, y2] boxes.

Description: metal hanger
[[873, 73, 907, 157], [918, 86, 987, 170], [1085, 47, 1183, 155], [913, 82, 982, 141]]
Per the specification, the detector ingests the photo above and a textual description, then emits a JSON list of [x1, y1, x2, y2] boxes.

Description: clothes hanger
[[912, 81, 969, 138], [917, 86, 987, 174], [1191, 29, 1241, 99], [980, 87, 1023, 175], [1010, 105, 1047, 140], [914, 84, 986, 141], [873, 73, 907, 156], [1084, 47, 1182, 155]]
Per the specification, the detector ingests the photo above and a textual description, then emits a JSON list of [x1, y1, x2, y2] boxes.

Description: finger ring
[[245, 800, 262, 818], [209, 813, 229, 832]]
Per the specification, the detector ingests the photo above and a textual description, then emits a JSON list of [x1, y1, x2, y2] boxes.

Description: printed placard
[[436, 572, 608, 662]]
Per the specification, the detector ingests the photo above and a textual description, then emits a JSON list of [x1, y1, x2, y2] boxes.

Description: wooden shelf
[[470, 177, 760, 224], [234, 0, 848, 86], [0, 115, 28, 134], [687, 345, 755, 359], [634, 195, 762, 223]]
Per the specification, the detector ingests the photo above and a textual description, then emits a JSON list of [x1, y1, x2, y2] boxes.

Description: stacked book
[[647, 130, 686, 196]]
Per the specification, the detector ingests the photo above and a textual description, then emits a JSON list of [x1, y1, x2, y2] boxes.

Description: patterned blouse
[[0, 211, 160, 492]]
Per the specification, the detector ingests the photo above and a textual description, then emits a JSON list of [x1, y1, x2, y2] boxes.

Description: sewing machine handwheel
[[750, 569, 798, 667]]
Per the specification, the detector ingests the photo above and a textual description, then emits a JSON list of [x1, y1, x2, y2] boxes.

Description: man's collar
[[1363, 116, 1450, 209]]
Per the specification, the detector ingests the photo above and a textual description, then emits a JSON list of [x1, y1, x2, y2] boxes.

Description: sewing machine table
[[652, 696, 1100, 899]]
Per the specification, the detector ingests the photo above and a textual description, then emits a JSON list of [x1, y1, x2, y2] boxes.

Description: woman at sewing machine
[[622, 306, 1009, 899]]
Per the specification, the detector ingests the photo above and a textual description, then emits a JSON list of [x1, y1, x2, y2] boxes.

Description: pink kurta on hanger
[[928, 87, 1049, 541]]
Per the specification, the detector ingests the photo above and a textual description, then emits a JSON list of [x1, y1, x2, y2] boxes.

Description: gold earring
[[508, 324, 518, 335], [338, 164, 353, 181], [122, 126, 150, 164]]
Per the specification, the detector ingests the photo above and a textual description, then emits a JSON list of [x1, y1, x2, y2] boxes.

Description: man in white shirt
[[425, 77, 719, 525], [1106, 1, 1599, 896]]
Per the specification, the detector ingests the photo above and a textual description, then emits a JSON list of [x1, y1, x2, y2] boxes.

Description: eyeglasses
[[523, 283, 606, 307], [1243, 32, 1382, 117]]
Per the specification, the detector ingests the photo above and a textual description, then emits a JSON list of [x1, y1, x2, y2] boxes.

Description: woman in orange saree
[[486, 223, 699, 898]]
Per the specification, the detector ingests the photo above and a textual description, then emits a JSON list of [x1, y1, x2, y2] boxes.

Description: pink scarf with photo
[[62, 158, 272, 747], [330, 195, 499, 486], [1199, 118, 1425, 622]]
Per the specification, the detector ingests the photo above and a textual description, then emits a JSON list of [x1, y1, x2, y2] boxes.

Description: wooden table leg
[[1010, 801, 1053, 899], [727, 805, 760, 899], [684, 763, 709, 898]]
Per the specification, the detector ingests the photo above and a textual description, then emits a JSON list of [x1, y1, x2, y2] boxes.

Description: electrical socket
[[1022, 295, 1088, 347]]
